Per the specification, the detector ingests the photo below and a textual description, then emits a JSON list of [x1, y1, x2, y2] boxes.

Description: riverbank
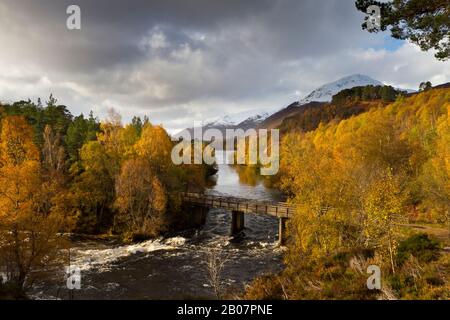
[[25, 154, 287, 300], [29, 207, 285, 300]]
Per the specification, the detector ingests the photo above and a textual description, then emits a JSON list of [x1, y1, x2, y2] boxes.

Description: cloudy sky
[[0, 0, 449, 133]]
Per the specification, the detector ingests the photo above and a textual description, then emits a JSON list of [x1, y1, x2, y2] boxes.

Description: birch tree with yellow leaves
[[0, 116, 64, 293]]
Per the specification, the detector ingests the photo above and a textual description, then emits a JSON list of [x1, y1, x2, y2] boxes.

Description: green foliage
[[355, 0, 449, 60], [131, 116, 148, 137], [419, 81, 433, 92], [0, 95, 101, 165], [0, 96, 73, 147], [396, 233, 441, 266], [66, 112, 100, 165], [332, 85, 404, 105]]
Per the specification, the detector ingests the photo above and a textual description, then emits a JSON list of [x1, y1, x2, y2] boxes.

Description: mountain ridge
[[177, 74, 420, 137], [297, 74, 384, 105]]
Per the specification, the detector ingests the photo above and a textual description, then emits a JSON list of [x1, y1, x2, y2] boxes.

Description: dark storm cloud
[[2, 0, 368, 71], [0, 0, 448, 132], [2, 0, 275, 71]]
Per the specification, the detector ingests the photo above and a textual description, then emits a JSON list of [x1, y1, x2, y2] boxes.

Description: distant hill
[[279, 100, 386, 134], [257, 74, 389, 130], [258, 84, 404, 131], [278, 83, 449, 135], [297, 74, 384, 105], [257, 101, 326, 130], [176, 112, 270, 140], [177, 75, 440, 140], [178, 74, 386, 137]]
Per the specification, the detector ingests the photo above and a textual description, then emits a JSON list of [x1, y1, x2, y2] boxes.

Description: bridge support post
[[231, 211, 245, 235], [278, 217, 288, 246]]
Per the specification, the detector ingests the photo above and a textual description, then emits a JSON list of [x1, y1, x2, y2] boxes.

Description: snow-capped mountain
[[258, 74, 387, 129], [234, 112, 270, 128], [179, 74, 403, 138], [297, 74, 384, 105], [206, 111, 270, 128], [177, 111, 270, 140], [204, 115, 236, 128]]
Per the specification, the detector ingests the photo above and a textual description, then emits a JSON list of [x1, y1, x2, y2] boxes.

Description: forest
[[244, 86, 450, 299], [1, 86, 449, 300], [0, 97, 213, 298], [0, 0, 448, 304]]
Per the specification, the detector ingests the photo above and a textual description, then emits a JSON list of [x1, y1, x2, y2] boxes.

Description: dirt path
[[401, 223, 450, 252]]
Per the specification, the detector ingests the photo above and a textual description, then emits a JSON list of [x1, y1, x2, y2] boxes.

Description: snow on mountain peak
[[207, 111, 270, 128], [240, 112, 270, 124], [298, 74, 384, 105], [210, 115, 235, 126]]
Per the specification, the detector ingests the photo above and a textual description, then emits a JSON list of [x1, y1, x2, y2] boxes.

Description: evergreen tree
[[356, 0, 449, 60]]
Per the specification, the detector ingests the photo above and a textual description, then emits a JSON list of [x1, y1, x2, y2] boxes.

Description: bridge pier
[[231, 211, 245, 235], [278, 217, 288, 246], [182, 192, 295, 242], [186, 205, 208, 227]]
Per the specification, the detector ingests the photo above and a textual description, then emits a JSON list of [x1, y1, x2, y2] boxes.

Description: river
[[32, 151, 285, 300]]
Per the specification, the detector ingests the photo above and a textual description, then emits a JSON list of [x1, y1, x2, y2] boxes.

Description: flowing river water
[[33, 152, 285, 300]]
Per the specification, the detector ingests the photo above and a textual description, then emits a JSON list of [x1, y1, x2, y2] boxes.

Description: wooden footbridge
[[181, 192, 295, 245]]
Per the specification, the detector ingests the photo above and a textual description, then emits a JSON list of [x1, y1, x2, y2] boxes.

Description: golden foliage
[[0, 116, 65, 290], [0, 116, 39, 166], [278, 88, 450, 274], [114, 158, 168, 239]]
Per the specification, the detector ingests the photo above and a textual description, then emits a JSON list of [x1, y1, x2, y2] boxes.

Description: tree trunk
[[388, 222, 395, 274]]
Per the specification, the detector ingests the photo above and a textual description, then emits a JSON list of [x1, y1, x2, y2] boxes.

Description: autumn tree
[[421, 107, 450, 236], [0, 116, 64, 295], [114, 124, 177, 240], [114, 158, 168, 240], [363, 170, 406, 273], [65, 110, 136, 232], [257, 87, 450, 299], [0, 102, 213, 244]]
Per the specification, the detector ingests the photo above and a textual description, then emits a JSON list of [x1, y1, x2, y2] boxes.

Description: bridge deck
[[181, 192, 295, 218]]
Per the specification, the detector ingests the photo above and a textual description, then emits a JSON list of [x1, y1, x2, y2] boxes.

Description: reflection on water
[[207, 151, 284, 202], [32, 150, 285, 300]]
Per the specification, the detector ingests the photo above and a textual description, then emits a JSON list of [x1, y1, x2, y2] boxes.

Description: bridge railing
[[181, 192, 295, 218]]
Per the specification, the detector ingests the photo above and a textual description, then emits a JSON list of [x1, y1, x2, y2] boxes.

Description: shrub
[[396, 233, 441, 266], [0, 282, 28, 300]]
